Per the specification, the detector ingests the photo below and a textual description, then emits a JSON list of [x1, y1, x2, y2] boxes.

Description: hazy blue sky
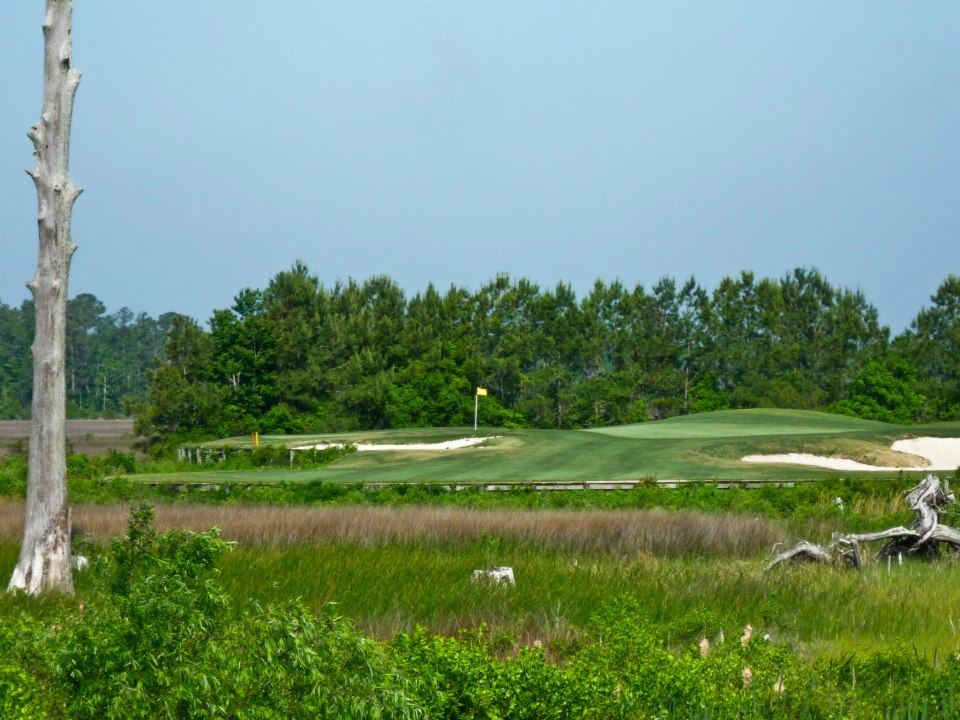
[[1, 1, 957, 330]]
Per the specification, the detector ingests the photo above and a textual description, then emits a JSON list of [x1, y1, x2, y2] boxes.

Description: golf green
[[134, 409, 960, 485]]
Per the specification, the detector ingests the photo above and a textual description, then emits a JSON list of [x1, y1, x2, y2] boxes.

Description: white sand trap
[[357, 437, 496, 452], [891, 437, 960, 469], [741, 453, 906, 472], [294, 437, 497, 452], [742, 437, 960, 472]]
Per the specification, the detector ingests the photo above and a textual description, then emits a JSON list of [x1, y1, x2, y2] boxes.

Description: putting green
[[134, 409, 960, 486]]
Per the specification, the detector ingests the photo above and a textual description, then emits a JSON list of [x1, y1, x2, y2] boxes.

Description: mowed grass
[[137, 409, 960, 485], [585, 408, 893, 438]]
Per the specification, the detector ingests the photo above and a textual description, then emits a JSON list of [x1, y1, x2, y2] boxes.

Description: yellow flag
[[476, 387, 488, 396]]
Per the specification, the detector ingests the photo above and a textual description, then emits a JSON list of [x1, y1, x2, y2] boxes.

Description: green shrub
[[0, 456, 27, 498], [49, 504, 427, 719], [0, 616, 50, 720]]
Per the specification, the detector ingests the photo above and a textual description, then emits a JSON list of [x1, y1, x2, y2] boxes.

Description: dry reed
[[0, 501, 783, 557]]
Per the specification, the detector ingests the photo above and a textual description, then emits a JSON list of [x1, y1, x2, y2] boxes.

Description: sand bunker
[[294, 437, 496, 453], [742, 437, 960, 472], [891, 437, 960, 469], [741, 453, 908, 472]]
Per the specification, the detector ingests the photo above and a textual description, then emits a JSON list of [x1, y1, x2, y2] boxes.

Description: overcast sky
[[1, 1, 957, 330]]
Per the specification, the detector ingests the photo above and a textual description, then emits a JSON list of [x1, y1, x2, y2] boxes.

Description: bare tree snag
[[766, 475, 960, 571], [8, 0, 83, 595]]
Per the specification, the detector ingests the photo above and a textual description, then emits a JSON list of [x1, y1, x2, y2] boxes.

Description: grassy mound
[[586, 408, 890, 438]]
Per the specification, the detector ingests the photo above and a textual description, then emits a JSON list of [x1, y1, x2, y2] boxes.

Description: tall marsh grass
[[0, 501, 784, 556], [212, 544, 960, 660]]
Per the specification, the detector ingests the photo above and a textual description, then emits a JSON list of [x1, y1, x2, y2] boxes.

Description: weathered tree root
[[766, 475, 959, 571]]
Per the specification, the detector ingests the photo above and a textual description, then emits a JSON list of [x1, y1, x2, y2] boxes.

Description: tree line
[[2, 267, 956, 437], [129, 264, 958, 442], [0, 294, 174, 419]]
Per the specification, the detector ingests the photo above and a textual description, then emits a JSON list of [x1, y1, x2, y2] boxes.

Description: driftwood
[[766, 474, 960, 570]]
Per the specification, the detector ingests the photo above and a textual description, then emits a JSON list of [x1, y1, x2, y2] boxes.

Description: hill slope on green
[[585, 408, 892, 439]]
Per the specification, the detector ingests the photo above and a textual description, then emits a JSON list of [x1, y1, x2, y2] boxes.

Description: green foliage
[[66, 450, 138, 481], [213, 443, 355, 470], [132, 266, 920, 442], [0, 456, 27, 497], [209, 289, 280, 427], [0, 616, 50, 720], [569, 597, 789, 718], [395, 629, 588, 720], [135, 364, 227, 439], [688, 374, 731, 414], [259, 404, 299, 434], [387, 594, 960, 719], [60, 528, 232, 717], [0, 294, 173, 419], [898, 275, 960, 421], [832, 354, 926, 424], [4, 270, 960, 428], [4, 506, 428, 719]]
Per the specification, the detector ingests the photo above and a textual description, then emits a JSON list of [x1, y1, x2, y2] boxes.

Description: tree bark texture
[[8, 0, 82, 594]]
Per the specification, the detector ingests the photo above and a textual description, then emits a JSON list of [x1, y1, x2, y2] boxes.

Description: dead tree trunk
[[766, 475, 960, 571], [8, 0, 83, 595]]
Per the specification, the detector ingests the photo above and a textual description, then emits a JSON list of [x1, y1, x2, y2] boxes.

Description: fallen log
[[767, 474, 957, 570]]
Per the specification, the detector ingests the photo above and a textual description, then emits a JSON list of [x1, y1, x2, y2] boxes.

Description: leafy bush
[[831, 354, 926, 424], [42, 504, 426, 719], [0, 616, 50, 720], [0, 456, 27, 498]]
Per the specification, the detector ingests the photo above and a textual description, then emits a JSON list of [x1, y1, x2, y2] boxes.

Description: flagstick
[[474, 392, 479, 432]]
